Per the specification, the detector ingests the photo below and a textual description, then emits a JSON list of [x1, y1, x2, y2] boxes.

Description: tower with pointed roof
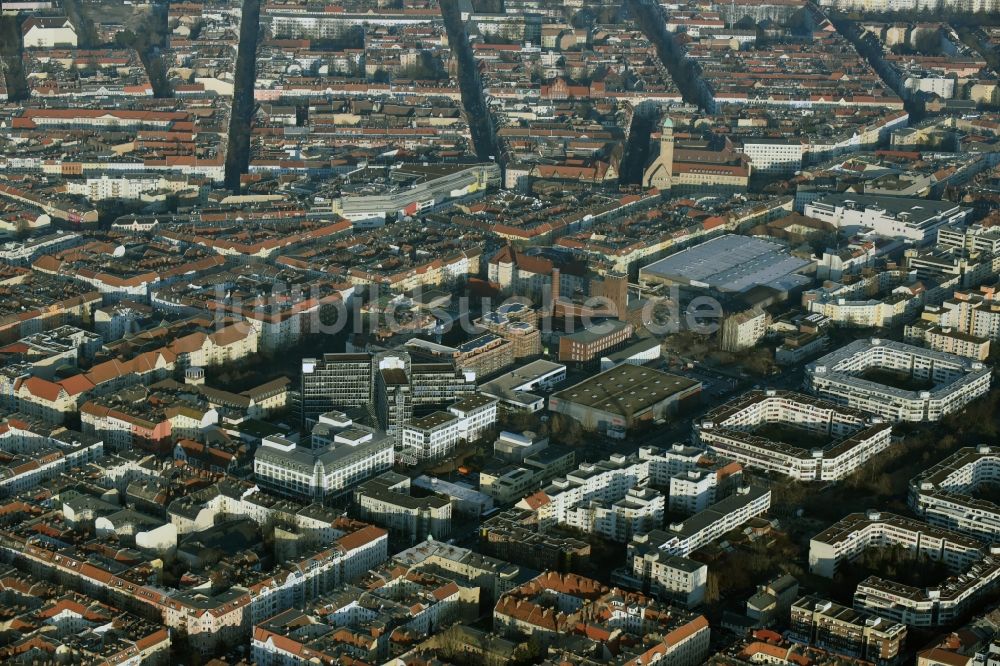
[[643, 115, 674, 190]]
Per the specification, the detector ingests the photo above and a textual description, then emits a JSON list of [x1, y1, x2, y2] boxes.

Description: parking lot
[[662, 360, 745, 402]]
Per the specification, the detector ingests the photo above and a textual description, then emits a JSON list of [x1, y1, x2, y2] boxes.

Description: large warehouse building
[[638, 234, 814, 296], [548, 364, 701, 437], [803, 193, 968, 245]]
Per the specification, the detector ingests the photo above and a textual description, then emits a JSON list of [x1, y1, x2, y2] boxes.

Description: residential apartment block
[[353, 472, 452, 545], [512, 446, 735, 543], [809, 511, 1000, 627], [696, 390, 893, 482], [920, 286, 1000, 342], [625, 484, 772, 559], [790, 595, 906, 666], [720, 309, 769, 352], [494, 572, 711, 665], [0, 416, 103, 495], [618, 546, 709, 608], [807, 338, 991, 422], [904, 320, 991, 360], [910, 445, 1000, 543]]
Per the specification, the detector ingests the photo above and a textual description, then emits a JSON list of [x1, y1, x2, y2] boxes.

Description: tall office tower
[[301, 350, 476, 443], [410, 362, 477, 410], [300, 353, 373, 422], [375, 352, 414, 443]]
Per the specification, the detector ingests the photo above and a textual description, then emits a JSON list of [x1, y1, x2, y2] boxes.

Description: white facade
[[95, 511, 178, 556], [267, 11, 436, 39], [809, 510, 985, 578], [648, 484, 772, 558], [22, 18, 77, 48], [809, 510, 1000, 627], [399, 396, 498, 465], [669, 468, 730, 515], [624, 485, 771, 574], [254, 417, 393, 499], [697, 390, 893, 482], [562, 486, 665, 543], [720, 309, 769, 352], [354, 472, 452, 544], [819, 0, 1000, 12], [249, 526, 389, 627], [905, 322, 990, 361], [803, 268, 938, 329], [64, 174, 197, 201], [928, 287, 1000, 342], [807, 338, 991, 422], [741, 140, 806, 176], [910, 445, 1000, 543], [478, 359, 567, 412], [624, 549, 708, 608], [0, 421, 103, 494], [336, 164, 498, 225], [804, 195, 968, 245]]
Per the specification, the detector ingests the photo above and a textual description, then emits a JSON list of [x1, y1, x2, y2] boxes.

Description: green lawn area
[[859, 367, 936, 392], [831, 546, 951, 604], [753, 422, 834, 450], [971, 481, 1000, 505]]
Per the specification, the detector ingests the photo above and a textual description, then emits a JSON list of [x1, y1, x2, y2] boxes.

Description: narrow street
[[618, 110, 654, 185], [439, 0, 501, 162], [625, 0, 712, 110], [223, 0, 262, 190], [830, 12, 926, 122], [0, 16, 29, 102]]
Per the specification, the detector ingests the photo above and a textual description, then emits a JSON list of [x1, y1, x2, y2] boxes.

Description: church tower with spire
[[642, 115, 674, 190]]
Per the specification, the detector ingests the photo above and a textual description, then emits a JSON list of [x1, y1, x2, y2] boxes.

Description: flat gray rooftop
[[640, 234, 812, 294], [551, 364, 700, 417], [811, 193, 962, 227]]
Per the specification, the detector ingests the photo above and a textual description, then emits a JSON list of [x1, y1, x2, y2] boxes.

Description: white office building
[[254, 414, 393, 499], [740, 138, 806, 176], [804, 194, 968, 245], [398, 395, 498, 465]]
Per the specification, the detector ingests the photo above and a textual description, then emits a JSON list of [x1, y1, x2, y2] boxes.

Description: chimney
[[550, 267, 561, 309]]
